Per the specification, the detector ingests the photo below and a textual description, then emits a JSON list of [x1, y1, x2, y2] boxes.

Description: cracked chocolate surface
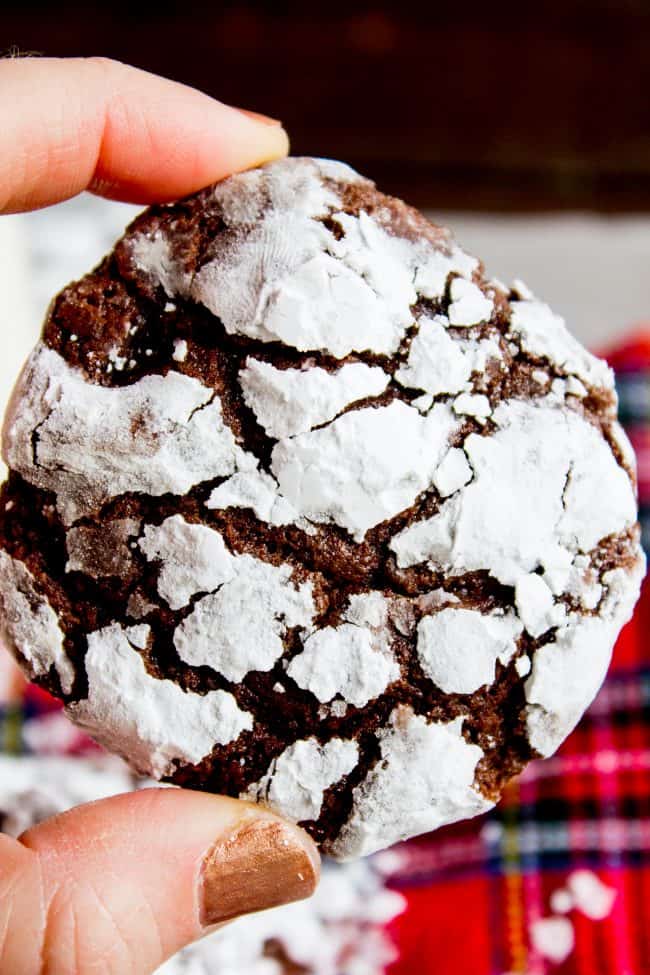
[[0, 158, 643, 859]]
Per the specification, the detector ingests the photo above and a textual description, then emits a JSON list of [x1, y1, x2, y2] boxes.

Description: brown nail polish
[[200, 817, 320, 926], [236, 107, 283, 127]]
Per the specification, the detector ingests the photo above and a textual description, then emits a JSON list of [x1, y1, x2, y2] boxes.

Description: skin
[[0, 56, 289, 212], [0, 56, 320, 975]]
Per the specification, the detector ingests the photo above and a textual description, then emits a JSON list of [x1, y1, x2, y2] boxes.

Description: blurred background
[[2, 0, 650, 342], [4, 0, 650, 210], [1, 5, 650, 974]]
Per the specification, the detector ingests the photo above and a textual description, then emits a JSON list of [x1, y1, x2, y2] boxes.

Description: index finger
[[0, 56, 289, 213]]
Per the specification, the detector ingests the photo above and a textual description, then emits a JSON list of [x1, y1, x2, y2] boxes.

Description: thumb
[[0, 787, 320, 975]]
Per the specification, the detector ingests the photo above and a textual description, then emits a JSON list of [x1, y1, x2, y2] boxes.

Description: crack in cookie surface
[[0, 157, 644, 859]]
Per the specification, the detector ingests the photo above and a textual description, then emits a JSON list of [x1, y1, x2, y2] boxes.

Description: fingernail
[[235, 107, 283, 127], [200, 816, 320, 926]]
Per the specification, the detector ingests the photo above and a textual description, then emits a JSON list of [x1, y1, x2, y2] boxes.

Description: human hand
[[0, 55, 289, 212], [0, 56, 318, 975], [0, 789, 319, 973]]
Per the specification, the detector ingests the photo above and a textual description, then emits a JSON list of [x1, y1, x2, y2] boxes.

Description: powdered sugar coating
[[515, 655, 532, 678], [287, 623, 399, 707], [3, 344, 252, 525], [510, 299, 613, 389], [515, 573, 565, 638], [412, 392, 434, 412], [173, 557, 314, 681], [343, 591, 390, 629], [129, 233, 190, 299], [131, 158, 477, 359], [0, 551, 74, 693], [328, 709, 493, 859], [245, 737, 359, 822], [206, 468, 301, 526], [239, 358, 390, 438], [395, 315, 500, 397], [391, 400, 637, 587], [139, 515, 235, 610], [433, 447, 473, 497], [172, 338, 188, 362], [272, 401, 459, 541], [0, 156, 643, 863], [453, 392, 492, 418], [525, 559, 645, 756], [564, 560, 603, 610], [67, 623, 252, 776], [447, 277, 494, 327], [416, 608, 522, 694]]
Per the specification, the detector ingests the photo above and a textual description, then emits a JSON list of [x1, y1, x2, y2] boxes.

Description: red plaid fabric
[[383, 333, 650, 975], [3, 334, 650, 975]]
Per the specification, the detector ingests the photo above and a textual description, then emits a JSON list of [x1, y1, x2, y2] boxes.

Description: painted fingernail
[[200, 816, 320, 926], [235, 107, 283, 127]]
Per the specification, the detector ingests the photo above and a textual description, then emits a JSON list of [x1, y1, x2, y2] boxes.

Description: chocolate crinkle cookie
[[0, 158, 644, 859]]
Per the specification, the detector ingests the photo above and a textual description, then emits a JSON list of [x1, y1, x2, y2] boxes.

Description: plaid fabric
[[1, 335, 649, 975], [383, 334, 650, 975]]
